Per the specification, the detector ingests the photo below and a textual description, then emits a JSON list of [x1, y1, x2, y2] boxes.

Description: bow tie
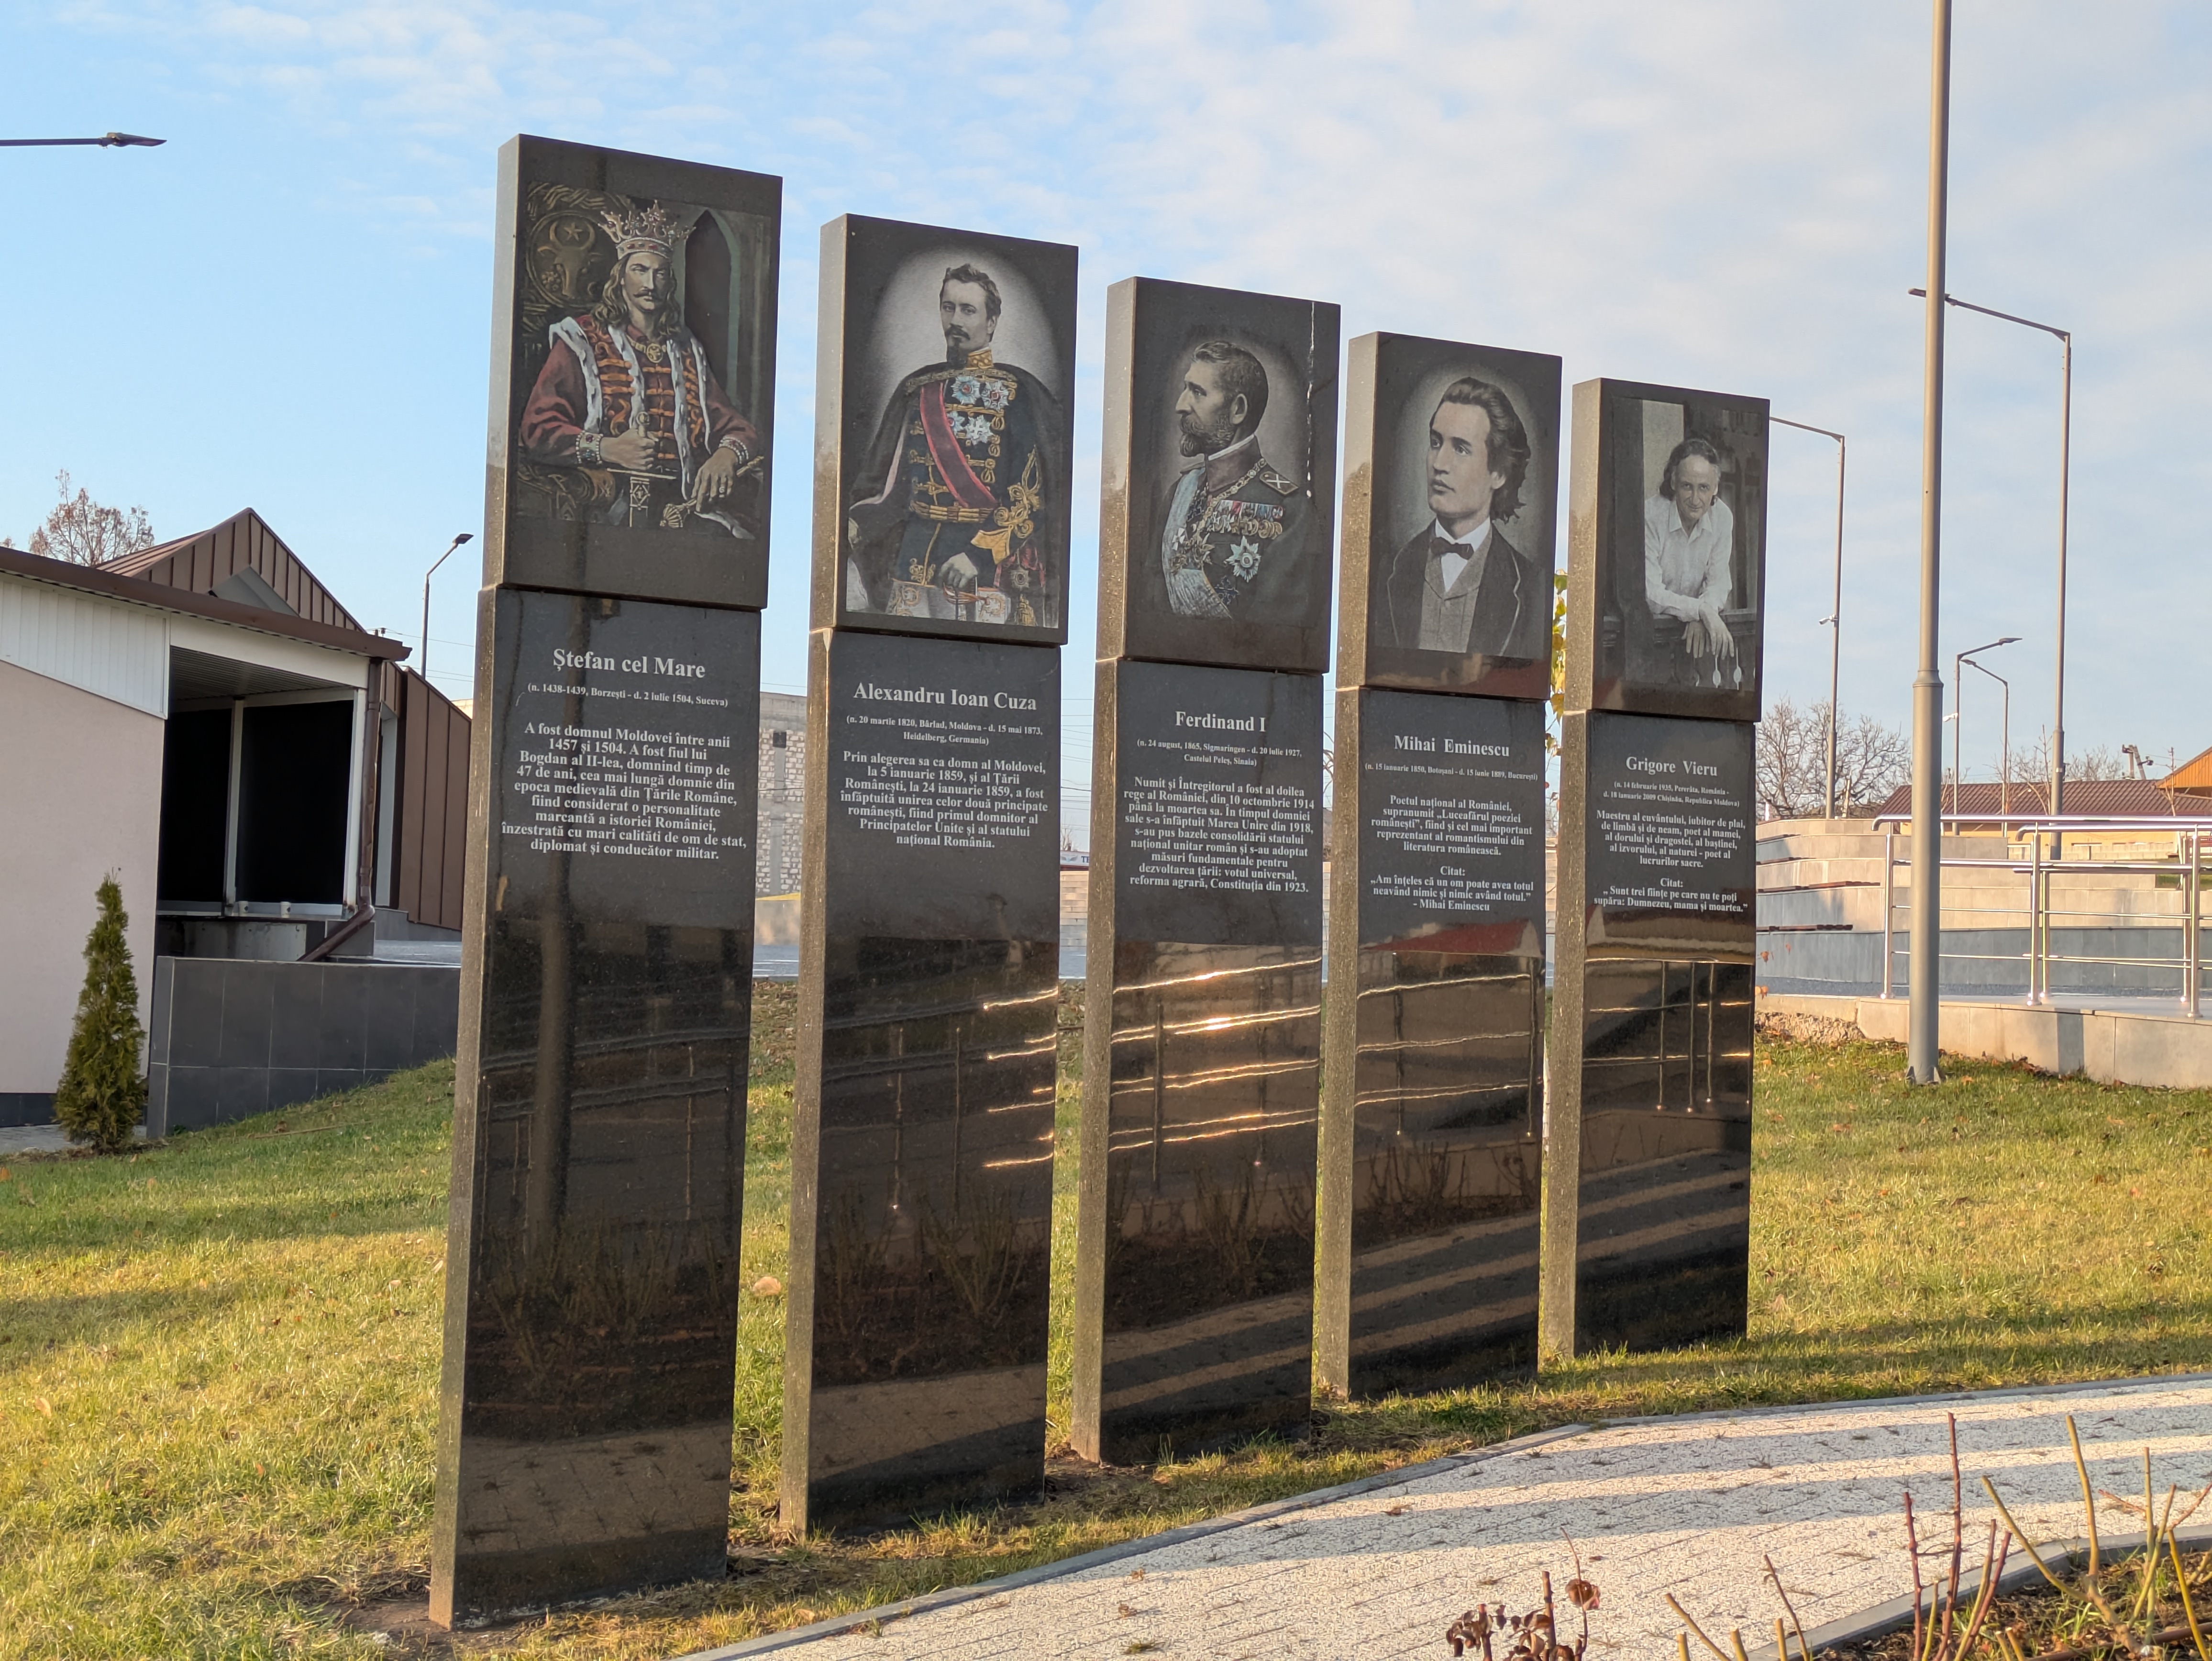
[[1432, 532, 1471, 562]]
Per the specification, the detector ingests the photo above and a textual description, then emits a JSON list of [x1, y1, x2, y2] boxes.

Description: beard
[[943, 326, 981, 363], [1178, 408, 1240, 457]]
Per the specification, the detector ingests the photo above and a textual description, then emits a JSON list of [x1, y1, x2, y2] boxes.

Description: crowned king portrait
[[845, 263, 1063, 629], [520, 200, 762, 537]]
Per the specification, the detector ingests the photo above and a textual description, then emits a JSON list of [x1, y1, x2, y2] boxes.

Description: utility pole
[[1909, 0, 1954, 1086]]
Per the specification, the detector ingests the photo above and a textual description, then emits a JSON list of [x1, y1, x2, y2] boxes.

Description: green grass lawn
[[4, 995, 2211, 1659]]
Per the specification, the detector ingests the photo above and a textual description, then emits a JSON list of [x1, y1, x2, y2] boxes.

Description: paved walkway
[[0, 1124, 149, 1157], [696, 1373, 2212, 1661]]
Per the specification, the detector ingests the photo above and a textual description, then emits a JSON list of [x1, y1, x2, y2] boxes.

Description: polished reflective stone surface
[[487, 137, 781, 611], [1331, 689, 1547, 1393], [1337, 333, 1561, 699], [1097, 940, 1320, 1463], [1574, 957, 1753, 1353], [1083, 659, 1326, 1462], [815, 216, 1078, 648], [1097, 278, 1342, 675], [803, 936, 1058, 1524], [438, 592, 760, 1619], [1569, 378, 1768, 724], [1345, 950, 1541, 1395], [1582, 710, 1755, 958], [790, 631, 1060, 1529]]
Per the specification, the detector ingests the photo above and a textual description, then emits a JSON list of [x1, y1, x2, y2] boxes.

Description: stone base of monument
[[1072, 660, 1326, 1465], [781, 630, 1061, 1533], [1541, 709, 1756, 1360], [1316, 688, 1549, 1399]]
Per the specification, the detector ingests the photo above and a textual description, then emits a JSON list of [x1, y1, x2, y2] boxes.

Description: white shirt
[[1431, 517, 1492, 595], [1643, 492, 1735, 621]]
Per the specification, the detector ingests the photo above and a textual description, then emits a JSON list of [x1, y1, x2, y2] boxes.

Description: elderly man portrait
[[844, 262, 1062, 629], [520, 202, 760, 536], [1642, 435, 1739, 684], [1148, 341, 1312, 624], [1379, 376, 1548, 662]]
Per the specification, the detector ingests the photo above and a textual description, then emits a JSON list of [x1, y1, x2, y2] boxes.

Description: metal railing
[[1868, 815, 2210, 1013]]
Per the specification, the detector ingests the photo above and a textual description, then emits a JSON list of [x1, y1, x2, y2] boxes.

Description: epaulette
[[1258, 464, 1297, 495]]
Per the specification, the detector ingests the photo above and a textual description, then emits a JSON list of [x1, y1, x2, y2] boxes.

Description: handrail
[[1854, 821, 2206, 1014], [1870, 812, 2212, 830]]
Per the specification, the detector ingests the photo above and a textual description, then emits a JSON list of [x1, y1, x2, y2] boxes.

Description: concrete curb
[[670, 1367, 2212, 1660], [670, 1423, 1598, 1659]]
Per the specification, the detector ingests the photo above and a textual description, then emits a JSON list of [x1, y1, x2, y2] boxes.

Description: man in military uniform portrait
[[845, 263, 1063, 629], [1378, 376, 1548, 662], [1154, 341, 1311, 623], [519, 201, 761, 537]]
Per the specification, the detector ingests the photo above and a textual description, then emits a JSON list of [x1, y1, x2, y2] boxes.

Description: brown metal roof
[[1871, 779, 2212, 819], [106, 508, 365, 632], [0, 543, 409, 661]]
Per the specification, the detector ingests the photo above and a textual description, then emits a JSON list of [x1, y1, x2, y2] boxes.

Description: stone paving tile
[[0, 1124, 149, 1157], [718, 1377, 2212, 1661]]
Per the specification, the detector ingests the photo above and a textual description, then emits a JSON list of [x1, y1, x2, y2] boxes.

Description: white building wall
[[0, 570, 169, 717], [0, 657, 163, 1097]]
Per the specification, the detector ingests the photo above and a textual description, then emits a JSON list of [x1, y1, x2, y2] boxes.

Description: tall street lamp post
[[1773, 417, 1847, 817], [1909, 0, 1955, 1085], [420, 533, 475, 687], [1952, 637, 2019, 823], [1911, 287, 2072, 845], [1964, 655, 2013, 820]]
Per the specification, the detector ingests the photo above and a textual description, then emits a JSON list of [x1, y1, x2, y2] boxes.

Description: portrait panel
[[1567, 377, 1768, 722], [489, 136, 782, 609], [1099, 277, 1341, 674], [1339, 333, 1561, 697], [812, 215, 1078, 646]]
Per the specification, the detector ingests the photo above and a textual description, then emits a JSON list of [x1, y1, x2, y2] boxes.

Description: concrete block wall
[[145, 956, 459, 1136]]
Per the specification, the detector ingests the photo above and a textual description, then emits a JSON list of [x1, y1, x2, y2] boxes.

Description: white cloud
[[14, 0, 2212, 768]]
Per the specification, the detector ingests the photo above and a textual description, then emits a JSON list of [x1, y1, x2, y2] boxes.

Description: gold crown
[[601, 201, 681, 260]]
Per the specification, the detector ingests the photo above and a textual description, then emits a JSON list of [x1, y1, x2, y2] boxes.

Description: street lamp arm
[[420, 532, 476, 685], [1907, 288, 2068, 343], [0, 133, 166, 147], [1770, 415, 1846, 444], [1771, 415, 1849, 819], [1958, 634, 2020, 664]]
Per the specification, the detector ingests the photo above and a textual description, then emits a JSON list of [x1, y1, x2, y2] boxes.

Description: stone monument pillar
[[1540, 377, 1768, 1360], [780, 217, 1077, 1532], [1073, 277, 1340, 1463], [1315, 335, 1562, 1399], [433, 136, 782, 1623]]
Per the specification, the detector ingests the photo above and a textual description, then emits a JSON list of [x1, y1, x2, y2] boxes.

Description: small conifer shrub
[[53, 875, 147, 1153]]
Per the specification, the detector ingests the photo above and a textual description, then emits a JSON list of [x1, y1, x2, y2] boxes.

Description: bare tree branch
[[25, 470, 155, 566]]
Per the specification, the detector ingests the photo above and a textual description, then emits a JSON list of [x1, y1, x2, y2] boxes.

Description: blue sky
[[8, 0, 2210, 827]]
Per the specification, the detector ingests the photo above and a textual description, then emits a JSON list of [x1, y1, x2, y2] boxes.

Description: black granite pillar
[[434, 137, 783, 1624], [1073, 277, 1340, 1463], [1314, 334, 1562, 1398], [781, 216, 1078, 1533], [1540, 377, 1768, 1361]]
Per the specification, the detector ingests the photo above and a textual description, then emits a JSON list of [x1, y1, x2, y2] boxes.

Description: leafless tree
[[1757, 699, 1910, 822], [2009, 729, 2131, 786], [25, 470, 155, 565]]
